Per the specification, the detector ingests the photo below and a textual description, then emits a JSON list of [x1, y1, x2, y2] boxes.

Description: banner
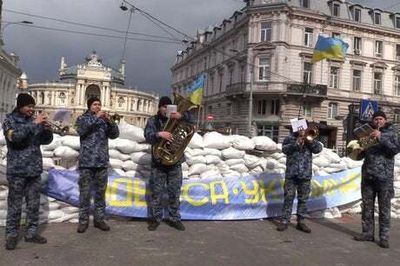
[[46, 168, 361, 220]]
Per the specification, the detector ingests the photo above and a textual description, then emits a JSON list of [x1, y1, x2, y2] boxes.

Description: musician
[[144, 96, 194, 231], [353, 110, 400, 248], [277, 122, 322, 233], [75, 96, 119, 233], [2, 93, 53, 250]]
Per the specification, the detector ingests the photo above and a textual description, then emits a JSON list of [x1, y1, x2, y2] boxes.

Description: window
[[332, 32, 340, 38], [374, 12, 381, 25], [354, 8, 361, 22], [332, 3, 340, 17], [354, 37, 362, 55], [352, 70, 361, 91], [395, 75, 400, 96], [227, 103, 232, 115], [118, 97, 125, 108], [260, 22, 272, 42], [258, 57, 271, 81], [271, 99, 280, 115], [219, 72, 224, 92], [257, 100, 267, 115], [301, 0, 310, 8], [59, 92, 66, 104], [394, 110, 400, 123], [304, 28, 313, 47], [396, 44, 400, 59], [396, 17, 400, 29], [303, 103, 312, 116], [329, 67, 339, 88], [327, 102, 338, 119], [303, 62, 313, 84], [257, 124, 279, 142], [229, 68, 234, 85], [375, 41, 383, 57], [374, 72, 383, 94]]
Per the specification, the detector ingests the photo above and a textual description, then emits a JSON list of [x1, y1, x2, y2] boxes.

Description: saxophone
[[153, 94, 197, 166]]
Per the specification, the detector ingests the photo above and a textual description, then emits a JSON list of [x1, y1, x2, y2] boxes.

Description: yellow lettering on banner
[[338, 173, 361, 194], [182, 183, 209, 207], [210, 181, 230, 205], [263, 179, 282, 203], [241, 181, 260, 204], [322, 179, 336, 196], [133, 179, 147, 207], [310, 180, 324, 198], [257, 180, 268, 204], [109, 178, 133, 207]]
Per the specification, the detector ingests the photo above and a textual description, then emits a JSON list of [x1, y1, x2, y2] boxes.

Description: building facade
[[26, 52, 158, 128], [0, 0, 23, 123], [171, 0, 400, 153]]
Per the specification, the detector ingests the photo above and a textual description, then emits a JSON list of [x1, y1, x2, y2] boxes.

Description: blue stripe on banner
[[46, 168, 361, 220]]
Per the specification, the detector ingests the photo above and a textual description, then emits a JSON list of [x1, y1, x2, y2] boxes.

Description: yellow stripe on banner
[[311, 45, 344, 63], [189, 88, 203, 105]]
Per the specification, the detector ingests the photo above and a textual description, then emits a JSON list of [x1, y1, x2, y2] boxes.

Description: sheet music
[[290, 118, 308, 132]]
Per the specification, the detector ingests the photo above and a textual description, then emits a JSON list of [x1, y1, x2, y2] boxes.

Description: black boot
[[296, 221, 311, 233], [378, 240, 389, 248], [5, 236, 18, 250], [353, 234, 374, 242], [77, 223, 89, 233], [25, 235, 47, 244], [94, 220, 110, 231], [148, 220, 160, 231], [277, 222, 288, 232], [166, 220, 185, 231]]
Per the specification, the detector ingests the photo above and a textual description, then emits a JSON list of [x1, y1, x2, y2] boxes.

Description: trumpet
[[100, 112, 123, 124], [47, 121, 70, 136], [297, 126, 319, 143]]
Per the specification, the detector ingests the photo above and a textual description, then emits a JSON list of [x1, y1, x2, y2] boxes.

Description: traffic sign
[[359, 100, 378, 122]]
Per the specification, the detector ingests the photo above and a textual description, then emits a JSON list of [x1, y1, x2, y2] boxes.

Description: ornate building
[[26, 51, 158, 128], [0, 0, 23, 123], [171, 0, 400, 154]]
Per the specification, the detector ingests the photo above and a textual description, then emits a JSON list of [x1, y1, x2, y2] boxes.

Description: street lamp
[[119, 2, 135, 64], [1, 20, 33, 45]]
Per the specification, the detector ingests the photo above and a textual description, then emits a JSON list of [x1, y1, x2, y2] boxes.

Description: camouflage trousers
[[78, 168, 108, 224], [6, 175, 41, 238], [361, 178, 394, 241], [281, 177, 311, 223], [149, 164, 182, 223]]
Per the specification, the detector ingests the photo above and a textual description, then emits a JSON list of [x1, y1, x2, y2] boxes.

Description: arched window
[[118, 96, 125, 108]]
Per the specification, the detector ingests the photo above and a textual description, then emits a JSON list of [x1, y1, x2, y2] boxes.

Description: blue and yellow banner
[[187, 74, 205, 106], [46, 168, 361, 220], [311, 35, 349, 63]]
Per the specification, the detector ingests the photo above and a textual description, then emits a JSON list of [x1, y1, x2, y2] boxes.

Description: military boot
[[277, 222, 288, 232], [5, 236, 18, 250], [296, 221, 311, 233], [353, 234, 374, 242], [77, 223, 89, 233], [378, 240, 389, 248], [148, 220, 160, 231], [25, 235, 47, 244], [94, 220, 110, 231], [166, 220, 185, 231]]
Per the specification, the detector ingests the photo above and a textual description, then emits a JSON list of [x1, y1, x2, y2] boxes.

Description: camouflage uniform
[[75, 111, 119, 224], [281, 134, 323, 223], [360, 123, 400, 241], [144, 112, 193, 222], [2, 110, 53, 238]]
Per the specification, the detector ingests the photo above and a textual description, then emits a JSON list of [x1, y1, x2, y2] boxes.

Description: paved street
[[1, 215, 399, 266]]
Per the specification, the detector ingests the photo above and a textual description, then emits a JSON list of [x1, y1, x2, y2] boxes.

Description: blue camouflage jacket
[[2, 110, 53, 177], [144, 111, 194, 166], [362, 123, 400, 183], [282, 134, 323, 180], [75, 110, 119, 168]]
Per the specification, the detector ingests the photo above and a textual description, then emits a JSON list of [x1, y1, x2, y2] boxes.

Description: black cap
[[16, 93, 35, 109], [158, 96, 172, 107], [372, 110, 386, 120], [87, 96, 101, 109]]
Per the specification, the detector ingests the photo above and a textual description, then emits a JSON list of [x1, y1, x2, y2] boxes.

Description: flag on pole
[[311, 35, 349, 63], [188, 74, 205, 106]]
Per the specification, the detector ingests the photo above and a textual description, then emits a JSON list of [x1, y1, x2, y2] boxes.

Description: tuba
[[152, 93, 197, 166], [346, 123, 378, 161]]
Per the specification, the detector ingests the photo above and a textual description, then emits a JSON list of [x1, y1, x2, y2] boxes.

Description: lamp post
[[1, 20, 33, 45], [119, 3, 135, 63]]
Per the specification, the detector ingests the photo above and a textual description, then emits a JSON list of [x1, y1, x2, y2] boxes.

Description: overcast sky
[[2, 0, 398, 96]]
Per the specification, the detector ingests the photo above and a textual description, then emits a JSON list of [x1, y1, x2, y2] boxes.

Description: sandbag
[[221, 147, 245, 160], [118, 121, 146, 142], [188, 133, 204, 149], [229, 135, 255, 150], [203, 132, 231, 150], [252, 136, 277, 151]]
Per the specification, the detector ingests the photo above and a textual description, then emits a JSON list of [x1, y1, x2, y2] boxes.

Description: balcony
[[225, 82, 248, 97], [286, 83, 327, 98]]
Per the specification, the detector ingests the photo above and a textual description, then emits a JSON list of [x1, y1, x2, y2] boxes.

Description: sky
[[2, 0, 244, 96], [1, 0, 398, 96]]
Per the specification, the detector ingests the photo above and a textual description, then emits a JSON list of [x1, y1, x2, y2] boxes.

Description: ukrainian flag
[[188, 74, 205, 106], [311, 35, 349, 63]]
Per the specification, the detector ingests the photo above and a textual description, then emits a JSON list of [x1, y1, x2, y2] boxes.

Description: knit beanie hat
[[372, 110, 386, 120], [16, 93, 36, 109], [158, 96, 172, 107]]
